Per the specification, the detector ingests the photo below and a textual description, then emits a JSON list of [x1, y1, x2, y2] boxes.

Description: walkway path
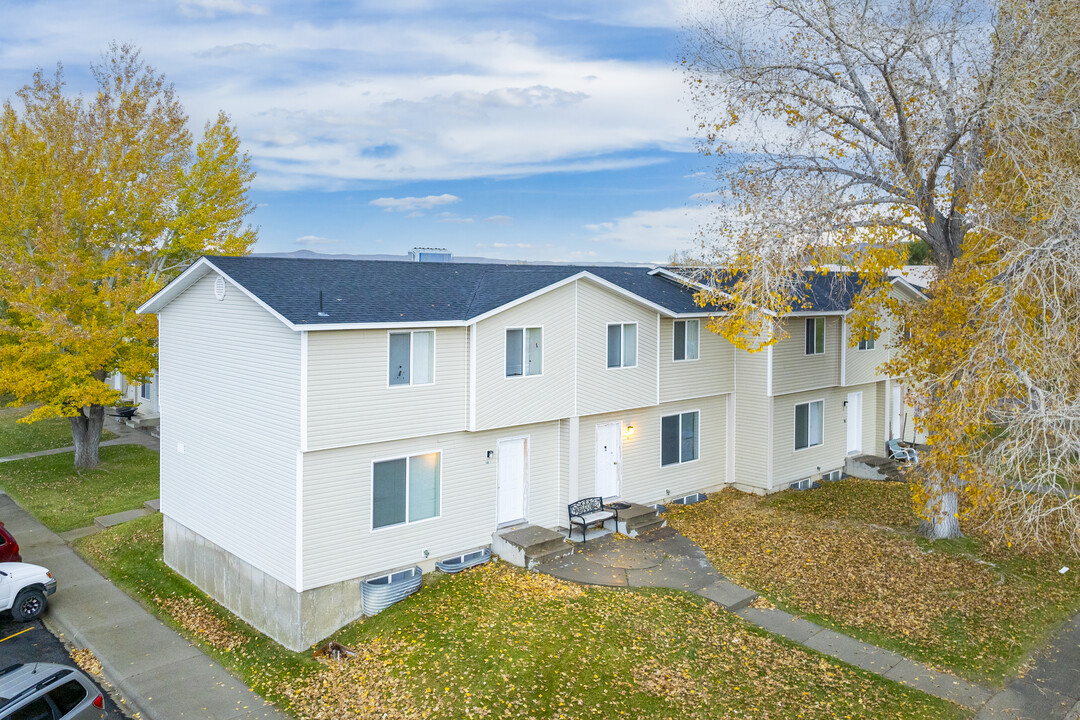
[[975, 612, 1080, 719], [0, 418, 159, 464], [0, 492, 287, 720], [538, 527, 993, 710]]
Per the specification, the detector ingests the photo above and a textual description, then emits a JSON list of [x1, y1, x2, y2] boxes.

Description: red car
[[0, 523, 21, 563]]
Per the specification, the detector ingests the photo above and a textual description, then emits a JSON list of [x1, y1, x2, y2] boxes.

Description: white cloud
[[0, 3, 694, 189], [178, 0, 268, 17], [438, 216, 474, 224], [369, 194, 461, 212], [492, 242, 533, 248], [485, 215, 513, 224], [294, 234, 340, 245], [583, 197, 719, 263]]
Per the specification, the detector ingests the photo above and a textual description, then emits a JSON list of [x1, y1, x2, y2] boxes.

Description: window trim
[[793, 399, 825, 451], [387, 329, 437, 388], [369, 449, 443, 532], [660, 409, 701, 467], [805, 317, 826, 355], [606, 321, 638, 370], [504, 325, 544, 379], [857, 327, 876, 351], [672, 319, 700, 363]]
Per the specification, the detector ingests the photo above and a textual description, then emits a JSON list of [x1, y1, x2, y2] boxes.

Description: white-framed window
[[506, 327, 542, 377], [388, 330, 435, 387], [673, 319, 699, 361], [140, 383, 150, 400], [794, 400, 824, 450], [857, 326, 876, 351], [661, 411, 699, 466], [607, 322, 638, 368], [805, 317, 825, 355], [371, 451, 441, 530]]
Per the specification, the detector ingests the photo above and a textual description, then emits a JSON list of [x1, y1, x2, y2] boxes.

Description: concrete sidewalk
[[0, 492, 287, 720], [975, 612, 1080, 719]]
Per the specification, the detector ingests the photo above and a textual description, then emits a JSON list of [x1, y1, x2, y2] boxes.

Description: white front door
[[496, 437, 528, 526], [846, 391, 862, 455], [594, 422, 622, 499], [891, 385, 904, 440]]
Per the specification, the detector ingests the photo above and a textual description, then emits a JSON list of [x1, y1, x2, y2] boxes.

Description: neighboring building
[[138, 256, 924, 650]]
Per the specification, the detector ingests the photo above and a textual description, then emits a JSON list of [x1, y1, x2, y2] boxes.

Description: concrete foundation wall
[[164, 516, 364, 652]]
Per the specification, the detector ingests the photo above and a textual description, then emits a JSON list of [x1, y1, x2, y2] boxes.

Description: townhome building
[[138, 255, 924, 650]]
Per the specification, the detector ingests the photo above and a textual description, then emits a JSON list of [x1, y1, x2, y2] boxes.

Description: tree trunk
[[70, 404, 105, 469], [917, 488, 963, 540]]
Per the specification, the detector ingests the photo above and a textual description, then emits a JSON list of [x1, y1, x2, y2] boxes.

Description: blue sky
[[0, 0, 717, 263]]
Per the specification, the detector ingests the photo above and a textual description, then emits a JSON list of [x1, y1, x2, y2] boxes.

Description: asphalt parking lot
[[0, 614, 126, 719]]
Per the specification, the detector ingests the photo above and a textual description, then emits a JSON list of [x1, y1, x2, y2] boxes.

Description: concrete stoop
[[696, 580, 758, 611], [491, 525, 573, 569], [845, 454, 903, 481], [616, 502, 666, 537]]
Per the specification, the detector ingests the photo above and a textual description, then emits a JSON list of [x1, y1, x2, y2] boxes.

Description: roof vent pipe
[[317, 290, 329, 317]]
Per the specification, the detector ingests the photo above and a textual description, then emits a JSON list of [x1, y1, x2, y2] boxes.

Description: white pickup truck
[[0, 562, 56, 621]]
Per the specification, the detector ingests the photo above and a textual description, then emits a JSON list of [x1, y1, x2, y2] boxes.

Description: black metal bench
[[567, 497, 616, 544]]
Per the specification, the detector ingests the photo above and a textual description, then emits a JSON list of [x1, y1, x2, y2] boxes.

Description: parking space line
[[0, 627, 34, 643]]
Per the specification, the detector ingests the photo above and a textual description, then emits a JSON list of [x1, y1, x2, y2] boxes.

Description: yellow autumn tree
[[683, 0, 1078, 544], [0, 43, 256, 468]]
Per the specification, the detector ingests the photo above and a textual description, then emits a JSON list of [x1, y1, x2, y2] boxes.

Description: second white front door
[[846, 391, 862, 455], [496, 437, 528, 526], [595, 422, 622, 499]]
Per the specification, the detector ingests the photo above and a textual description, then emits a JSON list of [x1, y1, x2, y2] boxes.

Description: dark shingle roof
[[204, 256, 708, 325]]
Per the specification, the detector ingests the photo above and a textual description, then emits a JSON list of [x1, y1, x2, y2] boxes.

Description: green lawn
[[77, 513, 968, 720], [0, 445, 159, 531], [0, 404, 115, 457], [666, 479, 1080, 687]]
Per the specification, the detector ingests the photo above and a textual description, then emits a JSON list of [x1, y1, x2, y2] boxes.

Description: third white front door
[[846, 391, 862, 455], [595, 422, 622, 499]]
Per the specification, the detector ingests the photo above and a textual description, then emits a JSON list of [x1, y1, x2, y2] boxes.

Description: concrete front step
[[526, 543, 574, 568], [615, 502, 666, 537], [144, 498, 161, 512], [846, 454, 904, 481], [566, 526, 613, 544], [491, 524, 573, 568]]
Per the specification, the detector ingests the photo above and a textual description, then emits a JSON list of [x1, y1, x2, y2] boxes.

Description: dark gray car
[[0, 663, 103, 719]]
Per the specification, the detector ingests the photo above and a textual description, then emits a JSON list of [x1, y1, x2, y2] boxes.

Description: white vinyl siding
[[302, 421, 561, 588], [475, 283, 575, 430], [732, 349, 771, 491], [673, 319, 699, 361], [659, 318, 736, 402], [773, 318, 841, 395], [576, 396, 727, 503], [575, 281, 657, 416], [389, 330, 434, 386], [772, 387, 848, 486], [845, 318, 897, 387], [306, 327, 467, 450], [607, 323, 637, 368], [158, 272, 300, 587]]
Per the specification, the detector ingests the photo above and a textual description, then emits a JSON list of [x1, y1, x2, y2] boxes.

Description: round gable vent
[[214, 276, 227, 302]]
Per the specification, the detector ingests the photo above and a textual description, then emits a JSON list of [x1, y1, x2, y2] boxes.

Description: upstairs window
[[857, 331, 876, 351], [506, 327, 543, 377], [607, 323, 638, 368], [661, 411, 699, 466], [673, 319, 699, 361], [805, 317, 825, 355], [795, 400, 824, 450], [389, 330, 434, 386]]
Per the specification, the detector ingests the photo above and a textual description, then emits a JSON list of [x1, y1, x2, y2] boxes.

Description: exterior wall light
[[624, 425, 635, 438]]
